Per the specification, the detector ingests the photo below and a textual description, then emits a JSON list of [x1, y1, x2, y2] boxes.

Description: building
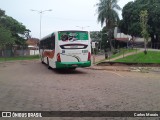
[[26, 38, 39, 55], [114, 27, 151, 48]]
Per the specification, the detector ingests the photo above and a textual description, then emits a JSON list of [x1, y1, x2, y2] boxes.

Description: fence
[[0, 48, 39, 57], [94, 42, 160, 62], [150, 43, 160, 49]]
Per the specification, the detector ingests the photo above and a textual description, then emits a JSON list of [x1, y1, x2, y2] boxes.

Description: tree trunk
[[106, 19, 114, 51], [108, 29, 114, 52], [144, 38, 147, 55]]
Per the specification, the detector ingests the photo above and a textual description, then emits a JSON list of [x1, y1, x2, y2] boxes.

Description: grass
[[109, 48, 137, 59], [0, 55, 39, 62], [95, 58, 106, 65], [94, 48, 138, 64], [114, 51, 160, 63]]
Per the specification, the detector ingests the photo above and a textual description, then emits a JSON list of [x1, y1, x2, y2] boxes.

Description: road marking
[[107, 71, 124, 77]]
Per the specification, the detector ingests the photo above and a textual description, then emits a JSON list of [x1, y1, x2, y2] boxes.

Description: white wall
[[30, 50, 39, 55], [114, 27, 132, 39]]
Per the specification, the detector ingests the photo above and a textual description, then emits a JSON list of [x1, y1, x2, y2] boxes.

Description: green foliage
[[101, 27, 110, 50], [0, 9, 30, 47], [0, 26, 15, 49], [96, 0, 121, 28], [140, 10, 149, 38], [120, 1, 142, 36], [90, 31, 101, 42], [96, 0, 121, 51], [110, 48, 137, 59], [0, 9, 5, 16], [140, 10, 149, 53], [119, 0, 160, 48]]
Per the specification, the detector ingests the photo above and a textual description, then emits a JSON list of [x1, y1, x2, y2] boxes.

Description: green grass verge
[[0, 55, 39, 62], [94, 49, 138, 64], [114, 51, 160, 63], [109, 48, 137, 59], [94, 59, 106, 65]]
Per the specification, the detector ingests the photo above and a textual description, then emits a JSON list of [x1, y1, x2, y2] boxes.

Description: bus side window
[[43, 41, 46, 49], [46, 38, 50, 49], [47, 38, 51, 49], [40, 40, 44, 49], [51, 35, 55, 49], [39, 41, 42, 49]]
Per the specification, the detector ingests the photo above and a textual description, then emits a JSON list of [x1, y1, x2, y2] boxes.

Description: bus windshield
[[58, 31, 89, 42]]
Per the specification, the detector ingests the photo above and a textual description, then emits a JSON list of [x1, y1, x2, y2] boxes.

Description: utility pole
[[31, 9, 52, 39]]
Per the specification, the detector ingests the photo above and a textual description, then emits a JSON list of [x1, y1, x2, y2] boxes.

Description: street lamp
[[31, 9, 52, 39], [76, 26, 90, 30]]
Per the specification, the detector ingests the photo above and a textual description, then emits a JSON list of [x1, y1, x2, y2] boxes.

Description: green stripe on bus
[[56, 61, 91, 69]]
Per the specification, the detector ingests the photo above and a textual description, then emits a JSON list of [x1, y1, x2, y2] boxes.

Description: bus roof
[[40, 30, 89, 41], [58, 30, 88, 32]]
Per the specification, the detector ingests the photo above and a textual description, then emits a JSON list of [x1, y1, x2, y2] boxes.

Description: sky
[[0, 0, 132, 38]]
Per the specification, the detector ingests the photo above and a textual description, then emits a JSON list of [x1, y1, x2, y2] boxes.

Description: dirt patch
[[97, 62, 160, 67]]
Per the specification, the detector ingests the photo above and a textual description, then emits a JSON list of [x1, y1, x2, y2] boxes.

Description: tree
[[0, 9, 5, 16], [140, 10, 149, 54], [0, 16, 30, 45], [0, 9, 31, 57], [101, 27, 110, 51], [0, 26, 15, 49], [90, 31, 101, 42], [119, 1, 142, 37], [0, 9, 15, 49], [0, 9, 30, 46], [119, 0, 160, 48], [0, 26, 15, 58], [96, 0, 121, 51]]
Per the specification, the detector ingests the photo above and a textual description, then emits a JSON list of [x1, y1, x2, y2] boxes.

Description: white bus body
[[39, 30, 91, 69]]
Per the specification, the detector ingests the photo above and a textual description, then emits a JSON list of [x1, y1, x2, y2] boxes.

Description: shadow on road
[[51, 68, 88, 74]]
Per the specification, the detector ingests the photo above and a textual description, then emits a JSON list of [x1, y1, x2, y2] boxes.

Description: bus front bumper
[[56, 61, 91, 69]]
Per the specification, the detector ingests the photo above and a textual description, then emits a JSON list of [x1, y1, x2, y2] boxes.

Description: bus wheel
[[70, 67, 76, 70], [47, 58, 51, 69]]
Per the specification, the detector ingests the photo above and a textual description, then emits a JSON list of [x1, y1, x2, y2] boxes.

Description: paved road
[[0, 61, 160, 120]]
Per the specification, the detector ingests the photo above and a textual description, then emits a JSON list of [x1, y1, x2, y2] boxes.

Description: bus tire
[[47, 58, 51, 69], [70, 67, 76, 70]]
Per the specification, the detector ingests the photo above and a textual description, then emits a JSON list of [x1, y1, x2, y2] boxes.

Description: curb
[[85, 66, 131, 72], [86, 66, 160, 73]]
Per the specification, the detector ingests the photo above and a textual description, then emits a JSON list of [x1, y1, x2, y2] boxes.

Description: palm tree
[[96, 0, 121, 51]]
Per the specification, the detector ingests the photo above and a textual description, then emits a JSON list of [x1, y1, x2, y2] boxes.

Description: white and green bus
[[39, 30, 91, 69]]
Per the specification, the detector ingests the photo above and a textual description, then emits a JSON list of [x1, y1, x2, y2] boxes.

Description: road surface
[[0, 60, 160, 120]]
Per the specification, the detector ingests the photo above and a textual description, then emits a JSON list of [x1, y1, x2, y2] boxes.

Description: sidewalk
[[88, 65, 160, 73], [90, 55, 131, 72]]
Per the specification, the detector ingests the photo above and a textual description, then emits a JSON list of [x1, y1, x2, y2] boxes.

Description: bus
[[39, 30, 91, 69]]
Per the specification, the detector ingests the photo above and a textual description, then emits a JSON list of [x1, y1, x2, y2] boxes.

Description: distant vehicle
[[39, 30, 91, 69]]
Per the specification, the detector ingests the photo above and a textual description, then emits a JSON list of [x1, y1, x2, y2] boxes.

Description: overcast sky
[[0, 0, 132, 38]]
